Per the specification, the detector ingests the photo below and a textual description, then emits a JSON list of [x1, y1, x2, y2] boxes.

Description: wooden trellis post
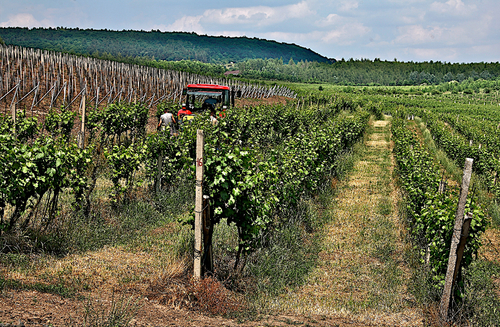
[[11, 101, 16, 136], [155, 151, 163, 193], [194, 129, 204, 279], [439, 158, 474, 322], [78, 94, 86, 149]]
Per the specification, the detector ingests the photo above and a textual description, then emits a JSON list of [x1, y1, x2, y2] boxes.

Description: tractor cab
[[182, 84, 235, 113]]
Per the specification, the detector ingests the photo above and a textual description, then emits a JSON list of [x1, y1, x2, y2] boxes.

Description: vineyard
[[0, 45, 296, 127], [1, 45, 500, 327], [1, 44, 374, 324]]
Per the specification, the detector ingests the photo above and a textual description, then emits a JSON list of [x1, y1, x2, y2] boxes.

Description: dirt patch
[[235, 95, 291, 107], [0, 289, 396, 327]]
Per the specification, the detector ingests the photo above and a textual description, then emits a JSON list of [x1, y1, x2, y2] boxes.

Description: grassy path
[[271, 118, 423, 326]]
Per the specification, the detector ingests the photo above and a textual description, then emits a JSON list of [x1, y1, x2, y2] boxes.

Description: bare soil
[[0, 289, 391, 327]]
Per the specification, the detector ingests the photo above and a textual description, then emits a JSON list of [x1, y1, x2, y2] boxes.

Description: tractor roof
[[187, 84, 230, 90]]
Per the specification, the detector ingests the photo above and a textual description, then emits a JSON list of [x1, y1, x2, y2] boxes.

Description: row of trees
[[236, 58, 500, 86]]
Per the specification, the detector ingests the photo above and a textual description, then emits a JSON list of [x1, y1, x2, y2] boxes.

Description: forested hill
[[0, 27, 330, 64]]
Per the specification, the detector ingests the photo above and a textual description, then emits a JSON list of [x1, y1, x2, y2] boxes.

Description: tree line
[[0, 27, 329, 64], [235, 58, 500, 86]]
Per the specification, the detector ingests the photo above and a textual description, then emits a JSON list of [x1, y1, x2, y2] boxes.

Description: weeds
[[454, 260, 500, 327], [192, 277, 244, 316], [147, 275, 243, 316], [247, 210, 320, 296], [0, 276, 76, 298], [83, 292, 141, 327]]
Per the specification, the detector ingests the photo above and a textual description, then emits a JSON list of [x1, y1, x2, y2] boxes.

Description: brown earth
[[0, 289, 391, 327]]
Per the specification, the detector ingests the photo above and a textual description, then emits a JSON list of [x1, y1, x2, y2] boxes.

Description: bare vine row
[[0, 45, 296, 119]]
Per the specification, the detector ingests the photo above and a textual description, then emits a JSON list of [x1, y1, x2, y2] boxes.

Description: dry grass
[[479, 228, 500, 264], [260, 117, 423, 326], [2, 210, 195, 297], [372, 121, 389, 128], [4, 245, 189, 294]]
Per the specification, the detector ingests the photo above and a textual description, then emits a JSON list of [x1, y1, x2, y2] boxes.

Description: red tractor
[[179, 84, 238, 119]]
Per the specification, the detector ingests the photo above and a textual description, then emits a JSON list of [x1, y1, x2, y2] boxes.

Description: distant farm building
[[224, 70, 240, 76]]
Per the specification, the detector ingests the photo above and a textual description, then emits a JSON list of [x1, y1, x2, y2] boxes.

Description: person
[[157, 108, 176, 135], [178, 104, 192, 118], [204, 97, 217, 107], [210, 110, 218, 126], [202, 97, 217, 111], [219, 105, 227, 118]]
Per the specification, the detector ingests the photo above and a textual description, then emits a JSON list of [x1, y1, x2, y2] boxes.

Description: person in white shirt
[[157, 108, 176, 135]]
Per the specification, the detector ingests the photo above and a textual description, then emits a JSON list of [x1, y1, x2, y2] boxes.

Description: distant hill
[[0, 27, 330, 64]]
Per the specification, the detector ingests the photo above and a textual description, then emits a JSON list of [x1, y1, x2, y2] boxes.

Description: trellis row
[[0, 45, 296, 118]]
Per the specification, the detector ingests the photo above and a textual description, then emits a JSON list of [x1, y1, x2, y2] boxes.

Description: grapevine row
[[416, 110, 500, 199], [391, 116, 487, 289], [440, 113, 500, 157], [1, 94, 367, 265]]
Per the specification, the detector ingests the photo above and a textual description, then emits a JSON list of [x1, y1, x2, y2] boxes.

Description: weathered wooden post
[[78, 94, 86, 149], [438, 180, 447, 194], [439, 158, 473, 322], [194, 129, 204, 279], [155, 152, 163, 193], [10, 101, 16, 136]]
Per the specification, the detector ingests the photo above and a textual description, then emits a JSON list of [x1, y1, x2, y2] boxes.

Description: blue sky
[[1, 0, 499, 63]]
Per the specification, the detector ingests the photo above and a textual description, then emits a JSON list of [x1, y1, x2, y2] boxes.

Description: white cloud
[[318, 13, 341, 27], [0, 13, 51, 28], [468, 44, 500, 61], [322, 23, 371, 45], [400, 10, 426, 24], [339, 1, 358, 11], [166, 1, 315, 32], [167, 15, 204, 33], [413, 47, 452, 58], [202, 1, 314, 26], [401, 42, 500, 63], [258, 22, 370, 47], [430, 0, 477, 15], [395, 12, 492, 47], [401, 47, 459, 61], [395, 25, 446, 44]]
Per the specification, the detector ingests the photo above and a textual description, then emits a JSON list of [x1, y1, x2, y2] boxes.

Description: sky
[[1, 0, 499, 63]]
